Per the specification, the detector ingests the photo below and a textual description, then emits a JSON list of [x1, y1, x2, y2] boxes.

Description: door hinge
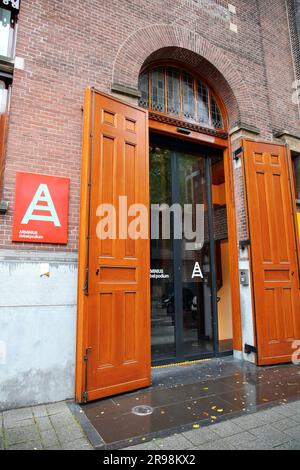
[[244, 344, 258, 355], [84, 346, 92, 363], [83, 346, 92, 403], [233, 146, 244, 161], [239, 239, 251, 251]]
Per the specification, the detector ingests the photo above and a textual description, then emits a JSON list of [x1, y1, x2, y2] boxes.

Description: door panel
[[243, 140, 300, 365], [86, 92, 150, 401]]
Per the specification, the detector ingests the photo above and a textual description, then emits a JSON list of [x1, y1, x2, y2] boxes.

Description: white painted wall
[[238, 248, 256, 363], [0, 250, 78, 410]]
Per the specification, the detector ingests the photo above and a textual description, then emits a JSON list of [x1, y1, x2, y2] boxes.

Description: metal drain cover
[[131, 405, 154, 416]]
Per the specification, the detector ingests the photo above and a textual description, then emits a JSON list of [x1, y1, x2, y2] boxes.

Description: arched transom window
[[138, 66, 225, 131]]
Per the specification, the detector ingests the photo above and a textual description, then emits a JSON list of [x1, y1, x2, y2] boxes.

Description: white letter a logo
[[192, 262, 203, 279], [21, 184, 61, 227]]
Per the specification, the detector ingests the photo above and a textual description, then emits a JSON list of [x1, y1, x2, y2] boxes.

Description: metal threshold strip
[[152, 358, 211, 369]]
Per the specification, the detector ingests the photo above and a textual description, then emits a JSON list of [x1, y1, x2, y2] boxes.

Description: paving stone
[[197, 439, 235, 450], [55, 424, 84, 445], [46, 402, 70, 416], [219, 431, 258, 449], [231, 413, 267, 430], [156, 434, 191, 450], [272, 405, 296, 418], [282, 424, 300, 440], [32, 405, 48, 418], [288, 440, 300, 450], [5, 425, 39, 446], [256, 408, 286, 423], [0, 434, 4, 450], [50, 412, 77, 429], [3, 408, 33, 426], [183, 427, 218, 446], [5, 418, 34, 429], [44, 445, 63, 450], [62, 438, 93, 450], [124, 440, 160, 451], [7, 440, 43, 451], [274, 440, 300, 450], [237, 439, 273, 450], [210, 420, 244, 438], [250, 425, 291, 447], [35, 416, 53, 432], [40, 429, 60, 449], [271, 417, 299, 432]]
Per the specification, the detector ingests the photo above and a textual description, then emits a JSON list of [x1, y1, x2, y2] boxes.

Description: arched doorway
[[137, 63, 235, 364], [75, 54, 242, 403]]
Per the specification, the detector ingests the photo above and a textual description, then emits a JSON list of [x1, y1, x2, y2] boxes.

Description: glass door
[[150, 135, 218, 365]]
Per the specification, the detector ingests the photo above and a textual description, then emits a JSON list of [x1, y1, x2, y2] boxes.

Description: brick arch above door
[[111, 24, 256, 129]]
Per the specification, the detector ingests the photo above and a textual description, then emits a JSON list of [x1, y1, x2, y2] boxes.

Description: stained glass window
[[196, 81, 209, 125], [138, 73, 149, 109], [138, 66, 225, 131], [182, 72, 195, 121], [167, 68, 180, 116], [210, 95, 223, 129], [151, 67, 165, 113]]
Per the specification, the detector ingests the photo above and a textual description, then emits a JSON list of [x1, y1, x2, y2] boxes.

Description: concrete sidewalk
[[0, 401, 92, 450], [2, 399, 300, 450]]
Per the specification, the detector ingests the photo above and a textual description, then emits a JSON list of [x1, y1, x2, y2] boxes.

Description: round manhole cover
[[131, 405, 154, 416]]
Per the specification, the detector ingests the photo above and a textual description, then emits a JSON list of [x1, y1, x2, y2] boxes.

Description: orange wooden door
[[85, 91, 150, 401], [243, 140, 300, 365]]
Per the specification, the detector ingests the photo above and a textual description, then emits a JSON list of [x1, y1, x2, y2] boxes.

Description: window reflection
[[0, 6, 17, 58]]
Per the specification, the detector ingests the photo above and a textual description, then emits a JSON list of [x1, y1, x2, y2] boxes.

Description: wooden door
[[243, 140, 300, 365], [84, 91, 150, 401]]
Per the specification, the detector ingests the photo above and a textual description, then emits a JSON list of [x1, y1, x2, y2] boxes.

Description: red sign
[[12, 172, 70, 244]]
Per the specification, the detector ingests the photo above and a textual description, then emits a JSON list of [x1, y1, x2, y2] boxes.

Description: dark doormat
[[79, 357, 300, 449]]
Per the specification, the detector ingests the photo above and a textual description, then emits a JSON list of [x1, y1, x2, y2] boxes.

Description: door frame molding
[[75, 89, 242, 402]]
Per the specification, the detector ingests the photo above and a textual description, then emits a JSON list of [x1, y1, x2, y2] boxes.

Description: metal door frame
[[150, 134, 228, 366]]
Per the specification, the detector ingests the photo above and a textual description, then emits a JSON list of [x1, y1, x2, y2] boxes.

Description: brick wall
[[0, 0, 299, 251], [286, 0, 300, 115]]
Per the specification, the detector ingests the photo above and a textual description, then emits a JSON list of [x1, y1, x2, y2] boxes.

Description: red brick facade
[[0, 0, 299, 251]]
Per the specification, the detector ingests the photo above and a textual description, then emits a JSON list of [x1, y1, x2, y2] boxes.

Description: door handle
[[96, 268, 100, 276]]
